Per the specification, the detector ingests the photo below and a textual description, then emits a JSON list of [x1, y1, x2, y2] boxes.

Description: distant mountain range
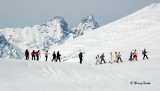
[[0, 14, 99, 59]]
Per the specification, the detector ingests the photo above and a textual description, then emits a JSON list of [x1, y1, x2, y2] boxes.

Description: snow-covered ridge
[[71, 14, 99, 38], [0, 34, 20, 58], [0, 16, 69, 48], [0, 14, 99, 59], [98, 3, 160, 32], [49, 3, 160, 64]]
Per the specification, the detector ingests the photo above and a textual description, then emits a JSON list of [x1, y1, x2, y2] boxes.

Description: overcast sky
[[0, 0, 160, 28]]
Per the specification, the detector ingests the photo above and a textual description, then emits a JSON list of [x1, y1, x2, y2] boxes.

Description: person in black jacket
[[25, 49, 29, 60], [57, 51, 61, 62], [51, 51, 57, 62], [100, 53, 106, 64], [142, 48, 149, 60], [79, 52, 83, 64]]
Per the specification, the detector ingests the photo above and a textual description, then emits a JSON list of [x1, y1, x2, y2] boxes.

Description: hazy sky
[[0, 0, 160, 28]]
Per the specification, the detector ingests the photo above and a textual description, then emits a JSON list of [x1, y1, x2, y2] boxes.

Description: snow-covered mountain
[[99, 3, 160, 32], [48, 3, 160, 63], [0, 16, 69, 53], [71, 14, 99, 38], [0, 34, 20, 58], [0, 15, 99, 59], [40, 16, 69, 43]]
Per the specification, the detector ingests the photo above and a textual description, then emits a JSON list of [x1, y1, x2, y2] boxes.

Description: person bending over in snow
[[142, 48, 149, 60]]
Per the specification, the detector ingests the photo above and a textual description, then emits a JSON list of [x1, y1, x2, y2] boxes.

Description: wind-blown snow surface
[[0, 59, 159, 91], [0, 3, 160, 91]]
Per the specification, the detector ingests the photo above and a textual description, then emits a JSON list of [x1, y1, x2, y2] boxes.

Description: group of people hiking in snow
[[129, 49, 149, 61], [25, 49, 61, 62], [95, 52, 122, 65], [95, 53, 106, 65], [25, 49, 40, 61], [51, 51, 61, 62], [25, 48, 149, 65], [95, 48, 149, 65]]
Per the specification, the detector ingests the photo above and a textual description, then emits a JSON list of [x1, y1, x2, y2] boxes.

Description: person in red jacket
[[36, 50, 40, 61], [31, 50, 36, 60], [133, 49, 138, 61]]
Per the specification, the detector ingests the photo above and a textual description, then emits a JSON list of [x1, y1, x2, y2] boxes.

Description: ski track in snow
[[0, 59, 160, 91]]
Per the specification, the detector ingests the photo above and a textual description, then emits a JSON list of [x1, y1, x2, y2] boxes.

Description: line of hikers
[[25, 49, 61, 62], [95, 52, 123, 65], [25, 48, 149, 64], [129, 49, 149, 61], [25, 49, 40, 61], [94, 49, 149, 65]]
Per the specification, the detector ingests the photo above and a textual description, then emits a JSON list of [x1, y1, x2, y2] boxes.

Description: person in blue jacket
[[129, 51, 133, 61]]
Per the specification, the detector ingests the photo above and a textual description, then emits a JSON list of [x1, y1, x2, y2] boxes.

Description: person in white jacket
[[95, 54, 101, 65]]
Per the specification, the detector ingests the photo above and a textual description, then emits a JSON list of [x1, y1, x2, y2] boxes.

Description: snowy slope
[[0, 3, 160, 91], [49, 3, 160, 64], [0, 58, 159, 91]]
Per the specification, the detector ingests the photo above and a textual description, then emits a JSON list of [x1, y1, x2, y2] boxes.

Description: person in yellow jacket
[[114, 52, 118, 63]]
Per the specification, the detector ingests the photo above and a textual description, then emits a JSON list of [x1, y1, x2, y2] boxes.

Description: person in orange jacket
[[133, 49, 138, 61]]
